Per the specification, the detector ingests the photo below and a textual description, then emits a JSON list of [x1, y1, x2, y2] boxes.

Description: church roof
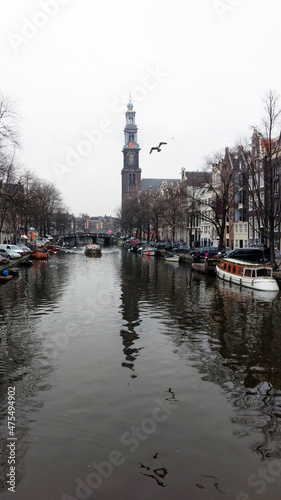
[[141, 178, 180, 191]]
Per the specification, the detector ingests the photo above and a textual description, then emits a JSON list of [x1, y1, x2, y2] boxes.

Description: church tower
[[121, 99, 141, 208]]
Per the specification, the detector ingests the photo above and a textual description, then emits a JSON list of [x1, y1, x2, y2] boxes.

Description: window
[[260, 174, 264, 187], [239, 224, 243, 233], [249, 217, 253, 238], [257, 268, 271, 277], [244, 224, 247, 233], [254, 217, 259, 238], [129, 173, 135, 186], [215, 172, 220, 183]]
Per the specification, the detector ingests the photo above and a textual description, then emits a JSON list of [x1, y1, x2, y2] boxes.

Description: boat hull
[[216, 258, 279, 292], [142, 246, 156, 257], [164, 254, 179, 262], [32, 250, 49, 260], [0, 275, 13, 283], [85, 244, 102, 256]]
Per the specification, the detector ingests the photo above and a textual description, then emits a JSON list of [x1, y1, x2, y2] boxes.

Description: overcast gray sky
[[2, 0, 281, 216]]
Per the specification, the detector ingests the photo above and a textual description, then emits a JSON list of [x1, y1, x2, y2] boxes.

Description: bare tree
[[0, 154, 22, 241], [0, 92, 19, 149], [31, 179, 65, 236], [120, 195, 141, 237], [244, 90, 281, 263], [0, 93, 21, 241], [148, 189, 165, 242], [159, 183, 187, 242], [196, 149, 244, 251]]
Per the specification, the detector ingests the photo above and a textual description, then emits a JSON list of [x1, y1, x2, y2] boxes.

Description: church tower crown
[[123, 98, 140, 151]]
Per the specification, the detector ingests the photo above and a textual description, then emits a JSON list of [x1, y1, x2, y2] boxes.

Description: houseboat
[[216, 257, 279, 292], [84, 244, 102, 256]]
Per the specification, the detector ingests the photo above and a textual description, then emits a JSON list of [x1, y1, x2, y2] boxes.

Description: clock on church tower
[[121, 99, 141, 208]]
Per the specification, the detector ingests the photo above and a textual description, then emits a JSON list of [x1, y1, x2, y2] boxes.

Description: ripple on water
[[0, 251, 281, 499]]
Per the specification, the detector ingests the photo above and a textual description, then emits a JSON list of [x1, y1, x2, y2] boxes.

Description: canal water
[[0, 248, 281, 500]]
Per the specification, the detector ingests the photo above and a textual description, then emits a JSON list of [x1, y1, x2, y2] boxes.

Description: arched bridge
[[56, 233, 115, 248]]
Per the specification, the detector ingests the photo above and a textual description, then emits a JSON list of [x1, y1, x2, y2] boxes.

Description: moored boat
[[0, 274, 13, 283], [31, 250, 49, 260], [217, 278, 279, 303], [142, 245, 156, 257], [164, 253, 179, 262], [85, 244, 102, 256], [216, 257, 279, 292]]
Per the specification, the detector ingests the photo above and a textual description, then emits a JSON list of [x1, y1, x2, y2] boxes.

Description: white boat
[[217, 278, 279, 303], [142, 245, 156, 257], [85, 244, 102, 256], [164, 253, 179, 262], [216, 257, 279, 292]]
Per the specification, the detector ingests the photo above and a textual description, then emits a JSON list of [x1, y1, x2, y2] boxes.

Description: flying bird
[[149, 142, 167, 154]]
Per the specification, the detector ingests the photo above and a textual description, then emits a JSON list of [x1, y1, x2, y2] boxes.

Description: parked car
[[0, 248, 21, 260], [164, 243, 179, 253], [36, 238, 49, 248], [6, 244, 24, 255], [226, 247, 270, 263], [17, 244, 31, 254], [0, 255, 10, 265], [0, 243, 24, 255], [155, 242, 167, 250], [198, 246, 219, 259], [176, 244, 191, 254], [219, 247, 231, 256]]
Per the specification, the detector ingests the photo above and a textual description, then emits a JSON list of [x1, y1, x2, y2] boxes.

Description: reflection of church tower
[[121, 99, 141, 208]]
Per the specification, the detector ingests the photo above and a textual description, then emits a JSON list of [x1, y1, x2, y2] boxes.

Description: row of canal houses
[[166, 129, 281, 253]]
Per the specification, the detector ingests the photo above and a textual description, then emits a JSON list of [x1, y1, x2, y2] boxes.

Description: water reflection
[[0, 249, 281, 498], [119, 251, 142, 376], [158, 260, 281, 460], [119, 252, 281, 461], [0, 256, 72, 491]]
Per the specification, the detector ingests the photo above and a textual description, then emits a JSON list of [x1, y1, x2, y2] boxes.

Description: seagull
[[149, 142, 167, 154]]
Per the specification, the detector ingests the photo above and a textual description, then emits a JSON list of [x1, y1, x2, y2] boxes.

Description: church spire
[[121, 99, 141, 207]]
